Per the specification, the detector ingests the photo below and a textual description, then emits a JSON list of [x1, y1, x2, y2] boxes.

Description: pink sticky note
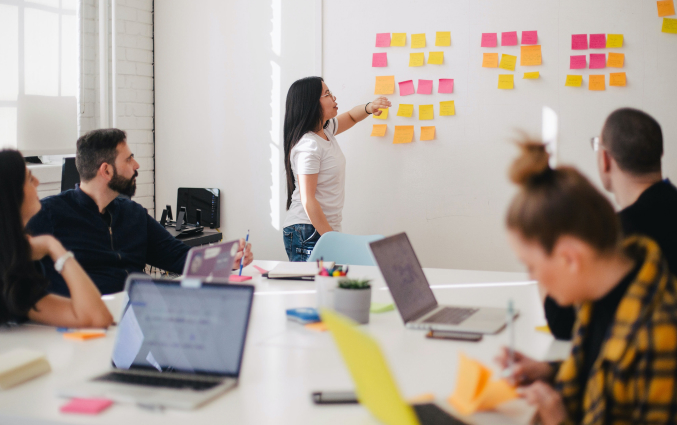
[[61, 398, 113, 415], [229, 275, 252, 282], [438, 79, 454, 93], [375, 33, 391, 47], [572, 34, 588, 49], [589, 53, 606, 69], [481, 33, 498, 47], [501, 31, 518, 46], [399, 80, 415, 96], [253, 265, 268, 274], [521, 31, 538, 45], [417, 79, 433, 94], [372, 52, 387, 67], [589, 34, 606, 49], [570, 55, 587, 69]]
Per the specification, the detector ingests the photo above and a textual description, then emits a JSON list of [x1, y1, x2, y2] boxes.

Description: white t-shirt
[[283, 118, 346, 232]]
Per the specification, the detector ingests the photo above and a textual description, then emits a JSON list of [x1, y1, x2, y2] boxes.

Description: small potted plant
[[333, 279, 372, 324]]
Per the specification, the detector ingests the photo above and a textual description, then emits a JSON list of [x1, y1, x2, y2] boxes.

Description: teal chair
[[308, 232, 384, 266]]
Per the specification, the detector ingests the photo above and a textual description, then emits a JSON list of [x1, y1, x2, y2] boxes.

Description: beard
[[108, 167, 138, 197]]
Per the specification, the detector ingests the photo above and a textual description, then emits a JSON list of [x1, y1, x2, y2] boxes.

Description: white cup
[[315, 275, 342, 309]]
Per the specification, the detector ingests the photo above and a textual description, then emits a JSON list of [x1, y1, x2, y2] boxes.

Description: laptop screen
[[183, 239, 239, 279], [369, 233, 438, 323], [112, 278, 254, 377]]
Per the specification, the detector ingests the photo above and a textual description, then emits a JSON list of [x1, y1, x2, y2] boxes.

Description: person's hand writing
[[494, 346, 555, 386], [521, 381, 567, 425], [231, 238, 253, 270], [368, 96, 392, 116]]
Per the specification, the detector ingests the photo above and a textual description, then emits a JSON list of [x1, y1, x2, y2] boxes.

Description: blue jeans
[[283, 224, 320, 262]]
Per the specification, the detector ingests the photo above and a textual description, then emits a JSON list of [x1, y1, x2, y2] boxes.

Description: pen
[[238, 230, 249, 276], [508, 299, 515, 368]]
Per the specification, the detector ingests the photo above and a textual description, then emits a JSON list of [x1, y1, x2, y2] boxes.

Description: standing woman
[[282, 77, 390, 261]]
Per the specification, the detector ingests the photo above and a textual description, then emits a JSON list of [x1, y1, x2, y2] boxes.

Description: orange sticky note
[[420, 126, 435, 141], [607, 52, 624, 68], [64, 331, 106, 341], [606, 34, 623, 48], [374, 76, 395, 94], [482, 53, 498, 68], [589, 75, 605, 91], [610, 72, 627, 87], [657, 0, 675, 17], [520, 45, 542, 66], [393, 126, 414, 144], [498, 74, 514, 89], [305, 322, 328, 332], [565, 75, 583, 87], [663, 17, 677, 33], [371, 124, 387, 137]]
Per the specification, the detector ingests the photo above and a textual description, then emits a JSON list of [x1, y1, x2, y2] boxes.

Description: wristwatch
[[54, 251, 75, 274]]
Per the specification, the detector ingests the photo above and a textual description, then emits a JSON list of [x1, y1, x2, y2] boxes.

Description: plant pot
[[334, 287, 372, 324]]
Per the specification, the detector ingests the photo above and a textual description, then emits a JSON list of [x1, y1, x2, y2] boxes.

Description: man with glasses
[[545, 108, 677, 340]]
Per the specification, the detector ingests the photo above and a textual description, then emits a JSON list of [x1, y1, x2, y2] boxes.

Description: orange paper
[[375, 76, 395, 95], [482, 53, 498, 68], [393, 126, 414, 144], [63, 331, 106, 341], [305, 322, 328, 332], [371, 124, 387, 137], [589, 74, 605, 91], [657, 0, 675, 17], [607, 52, 624, 68], [610, 72, 627, 87], [520, 45, 542, 66], [420, 126, 435, 141]]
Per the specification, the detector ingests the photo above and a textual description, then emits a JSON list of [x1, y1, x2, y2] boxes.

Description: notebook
[[267, 262, 335, 279]]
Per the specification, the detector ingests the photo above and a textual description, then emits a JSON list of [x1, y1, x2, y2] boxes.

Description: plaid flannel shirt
[[554, 236, 677, 425]]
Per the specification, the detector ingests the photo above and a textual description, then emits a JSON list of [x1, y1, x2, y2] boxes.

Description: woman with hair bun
[[495, 141, 677, 425]]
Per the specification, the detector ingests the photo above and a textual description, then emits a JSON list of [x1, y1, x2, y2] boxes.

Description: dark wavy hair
[[0, 150, 48, 323], [283, 76, 327, 210]]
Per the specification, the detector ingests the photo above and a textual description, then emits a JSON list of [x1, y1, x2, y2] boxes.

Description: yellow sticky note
[[663, 17, 677, 33], [606, 34, 623, 48], [397, 104, 414, 117], [393, 126, 415, 144], [428, 52, 444, 65], [610, 72, 627, 87], [520, 45, 542, 66], [607, 52, 624, 68], [391, 33, 406, 46], [499, 54, 517, 71], [420, 126, 435, 141], [658, 0, 676, 17], [435, 31, 451, 46], [371, 124, 387, 137], [373, 107, 389, 120], [498, 74, 514, 89], [439, 100, 455, 116], [565, 75, 583, 87], [374, 76, 395, 95], [409, 53, 425, 67], [411, 33, 426, 48], [535, 325, 551, 334], [418, 105, 434, 120], [589, 75, 605, 91], [482, 53, 498, 68], [523, 71, 540, 79]]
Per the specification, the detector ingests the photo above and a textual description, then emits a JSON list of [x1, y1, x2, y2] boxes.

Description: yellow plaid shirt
[[554, 236, 677, 425]]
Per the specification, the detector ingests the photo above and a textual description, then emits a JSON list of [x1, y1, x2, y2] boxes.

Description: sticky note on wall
[[499, 54, 517, 71], [372, 53, 387, 67], [419, 105, 434, 120], [371, 124, 387, 137], [481, 33, 498, 47], [607, 53, 624, 68], [520, 45, 542, 66], [498, 75, 514, 89], [391, 33, 407, 46], [420, 126, 436, 141], [417, 79, 433, 94], [397, 104, 414, 117], [375, 33, 391, 47], [428, 52, 444, 65], [501, 31, 518, 46], [438, 79, 454, 93], [439, 101, 455, 116], [589, 75, 605, 91], [374, 76, 395, 94], [658, 0, 676, 17], [610, 72, 627, 86], [411, 33, 426, 48], [589, 53, 606, 69], [589, 34, 606, 48], [373, 107, 389, 120], [435, 31, 451, 46], [521, 30, 538, 45], [663, 18, 677, 33], [523, 72, 539, 79], [399, 80, 415, 96], [606, 34, 623, 48], [393, 126, 414, 144], [482, 53, 499, 68], [572, 34, 588, 49], [409, 53, 425, 67], [565, 75, 583, 87], [570, 55, 586, 69]]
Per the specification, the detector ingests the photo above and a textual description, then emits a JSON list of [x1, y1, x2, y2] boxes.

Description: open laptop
[[369, 233, 513, 334], [322, 309, 468, 425], [182, 239, 239, 280], [58, 274, 254, 410]]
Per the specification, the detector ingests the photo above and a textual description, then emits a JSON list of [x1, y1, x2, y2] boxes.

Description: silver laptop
[[369, 233, 514, 334], [183, 239, 239, 280], [58, 274, 255, 410]]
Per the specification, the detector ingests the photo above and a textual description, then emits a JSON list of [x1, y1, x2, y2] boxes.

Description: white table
[[0, 261, 571, 425]]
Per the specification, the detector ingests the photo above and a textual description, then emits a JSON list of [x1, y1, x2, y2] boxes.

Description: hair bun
[[509, 141, 551, 185]]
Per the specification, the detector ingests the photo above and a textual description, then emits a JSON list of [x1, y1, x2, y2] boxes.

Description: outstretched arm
[[335, 97, 391, 135]]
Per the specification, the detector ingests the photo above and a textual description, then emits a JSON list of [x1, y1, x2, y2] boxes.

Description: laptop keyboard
[[95, 372, 220, 391], [413, 403, 469, 425], [422, 307, 479, 325]]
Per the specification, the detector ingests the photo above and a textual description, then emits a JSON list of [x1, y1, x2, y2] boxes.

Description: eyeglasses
[[590, 136, 601, 152], [321, 91, 336, 100]]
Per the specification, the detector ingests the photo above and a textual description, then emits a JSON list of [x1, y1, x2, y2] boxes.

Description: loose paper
[[658, 0, 676, 17], [409, 53, 425, 67], [435, 31, 451, 46], [565, 75, 583, 87], [499, 54, 517, 71], [419, 104, 434, 120], [420, 126, 436, 141], [572, 34, 588, 49], [501, 31, 518, 46], [606, 34, 623, 48], [371, 124, 387, 137], [482, 52, 499, 68], [521, 30, 538, 45], [391, 33, 407, 46], [523, 71, 540, 79], [663, 18, 677, 33], [498, 74, 514, 89], [570, 55, 587, 69], [372, 52, 387, 67], [481, 33, 498, 47], [438, 79, 454, 93], [439, 100, 455, 116], [590, 33, 606, 48], [375, 33, 391, 47], [397, 104, 414, 117], [398, 80, 415, 96], [589, 53, 606, 69], [428, 51, 444, 65], [607, 52, 624, 68], [373, 107, 389, 120], [610, 72, 627, 87], [520, 45, 542, 66], [589, 74, 605, 91], [374, 76, 395, 94], [417, 79, 433, 94], [411, 33, 426, 48], [393, 126, 414, 144]]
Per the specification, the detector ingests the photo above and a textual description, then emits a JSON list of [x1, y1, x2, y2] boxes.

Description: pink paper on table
[[501, 31, 518, 46], [521, 31, 538, 45], [481, 33, 497, 47], [438, 79, 454, 93], [61, 398, 113, 415], [572, 34, 588, 50], [372, 52, 387, 67], [375, 33, 391, 47], [398, 80, 415, 96], [589, 34, 606, 48], [417, 79, 433, 94], [570, 55, 587, 69], [253, 265, 268, 274], [229, 275, 252, 282], [589, 53, 606, 69]]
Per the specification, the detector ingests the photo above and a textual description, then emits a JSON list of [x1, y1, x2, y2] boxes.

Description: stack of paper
[[0, 348, 51, 390], [268, 262, 335, 279]]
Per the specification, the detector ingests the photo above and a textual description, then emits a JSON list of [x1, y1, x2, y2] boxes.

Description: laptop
[[182, 239, 239, 280], [322, 309, 468, 425], [369, 233, 513, 334], [58, 274, 255, 410]]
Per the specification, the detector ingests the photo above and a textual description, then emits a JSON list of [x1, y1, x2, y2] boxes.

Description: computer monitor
[[177, 188, 220, 228], [61, 156, 80, 192]]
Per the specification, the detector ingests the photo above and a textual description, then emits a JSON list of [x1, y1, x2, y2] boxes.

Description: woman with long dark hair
[[282, 77, 390, 261], [0, 150, 113, 327]]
